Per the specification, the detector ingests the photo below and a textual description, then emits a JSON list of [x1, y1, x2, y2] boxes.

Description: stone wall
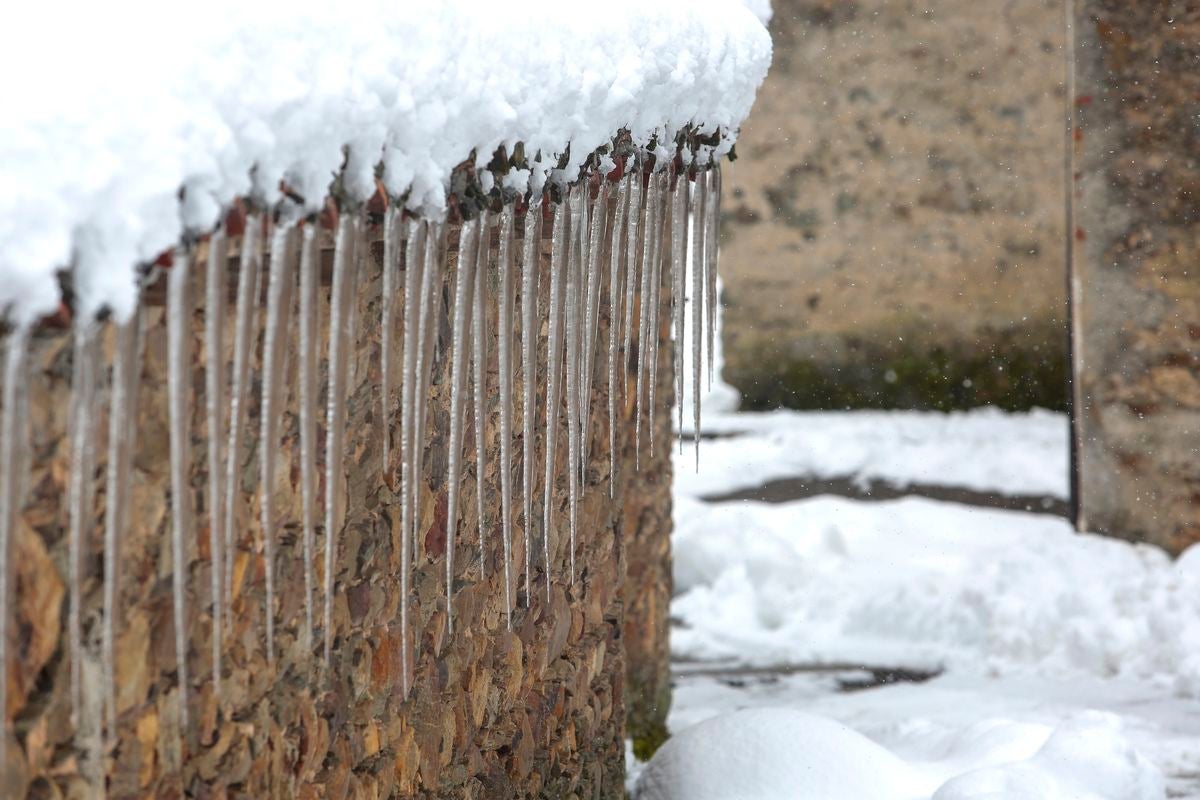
[[720, 0, 1070, 411], [1070, 1, 1200, 553], [2, 195, 673, 797]]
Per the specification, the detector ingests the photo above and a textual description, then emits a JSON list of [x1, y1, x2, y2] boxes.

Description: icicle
[[496, 208, 516, 628], [564, 189, 585, 584], [634, 168, 659, 467], [691, 172, 706, 471], [167, 250, 194, 732], [0, 324, 31, 782], [704, 168, 720, 390], [203, 231, 227, 697], [622, 166, 643, 397], [381, 208, 399, 475], [519, 204, 541, 601], [398, 219, 426, 694], [298, 224, 320, 652], [671, 171, 688, 454], [607, 174, 629, 497], [542, 196, 569, 602], [581, 182, 608, 475], [472, 212, 491, 579], [324, 214, 361, 666], [647, 170, 669, 458], [445, 216, 480, 633], [224, 216, 263, 625], [103, 310, 141, 745], [67, 319, 100, 724], [259, 223, 296, 667], [412, 223, 445, 561]]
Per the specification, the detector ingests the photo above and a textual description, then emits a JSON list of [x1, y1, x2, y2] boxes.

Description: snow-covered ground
[[634, 406, 1200, 799]]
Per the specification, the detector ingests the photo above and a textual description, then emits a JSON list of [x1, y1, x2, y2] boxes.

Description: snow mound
[[635, 708, 929, 800], [672, 494, 1200, 691], [635, 708, 1164, 800], [0, 0, 771, 324]]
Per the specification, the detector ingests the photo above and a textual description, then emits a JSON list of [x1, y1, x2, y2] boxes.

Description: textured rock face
[[2, 204, 672, 797], [1070, 2, 1200, 553], [720, 0, 1069, 411]]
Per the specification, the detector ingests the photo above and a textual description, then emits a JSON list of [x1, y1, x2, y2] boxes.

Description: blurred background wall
[[720, 0, 1069, 412]]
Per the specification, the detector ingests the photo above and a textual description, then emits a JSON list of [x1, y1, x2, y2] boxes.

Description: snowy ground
[[632, 406, 1200, 799]]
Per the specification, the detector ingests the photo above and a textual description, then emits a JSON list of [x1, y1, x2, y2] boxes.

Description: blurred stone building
[[721, 0, 1069, 411]]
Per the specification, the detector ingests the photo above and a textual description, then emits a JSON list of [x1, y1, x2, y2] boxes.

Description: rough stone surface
[[720, 0, 1070, 411], [1070, 1, 1200, 553], [1, 190, 675, 797]]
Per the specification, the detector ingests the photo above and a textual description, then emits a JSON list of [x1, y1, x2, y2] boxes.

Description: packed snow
[[0, 0, 771, 324], [645, 384, 1200, 797]]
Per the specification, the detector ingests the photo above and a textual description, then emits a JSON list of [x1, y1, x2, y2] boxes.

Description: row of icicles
[[0, 161, 721, 783]]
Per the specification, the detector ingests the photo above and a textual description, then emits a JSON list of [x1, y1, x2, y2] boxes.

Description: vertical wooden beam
[[1070, 1, 1200, 552]]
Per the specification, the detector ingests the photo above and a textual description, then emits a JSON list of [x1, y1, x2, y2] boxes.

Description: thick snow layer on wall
[[0, 0, 771, 325]]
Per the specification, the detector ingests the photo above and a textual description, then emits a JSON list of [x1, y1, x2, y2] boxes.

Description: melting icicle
[[103, 311, 141, 745], [622, 166, 643, 398], [634, 168, 660, 467], [472, 212, 490, 579], [519, 204, 541, 601], [412, 222, 445, 563], [496, 208, 516, 628], [445, 216, 480, 633], [581, 182, 608, 475], [647, 170, 669, 458], [671, 171, 688, 453], [398, 219, 426, 694], [298, 224, 320, 652], [260, 223, 296, 667], [204, 231, 227, 696], [224, 216, 263, 625], [167, 250, 194, 732], [67, 319, 100, 724], [691, 172, 706, 470], [564, 189, 585, 584], [542, 196, 569, 602], [381, 208, 399, 475], [324, 214, 361, 666], [704, 168, 720, 390], [0, 324, 31, 781], [607, 174, 629, 497]]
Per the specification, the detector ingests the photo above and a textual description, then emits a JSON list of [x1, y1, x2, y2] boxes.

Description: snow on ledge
[[0, 0, 771, 325]]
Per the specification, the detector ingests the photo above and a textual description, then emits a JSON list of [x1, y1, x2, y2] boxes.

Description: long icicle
[[472, 212, 491, 580], [671, 169, 688, 453], [607, 173, 629, 497], [0, 324, 31, 783], [103, 311, 141, 745], [519, 203, 541, 601], [704, 167, 719, 390], [581, 181, 609, 476], [413, 223, 445, 560], [398, 218, 426, 695], [259, 223, 296, 667], [324, 214, 360, 666], [496, 208, 516, 628], [67, 319, 100, 725], [297, 224, 320, 652], [167, 249, 194, 733], [647, 170, 669, 458], [203, 230, 227, 698], [542, 195, 570, 602], [691, 171, 706, 470], [381, 207, 399, 475], [445, 216, 480, 633], [224, 215, 263, 627], [622, 165, 642, 398], [634, 167, 659, 467], [564, 188, 584, 584]]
